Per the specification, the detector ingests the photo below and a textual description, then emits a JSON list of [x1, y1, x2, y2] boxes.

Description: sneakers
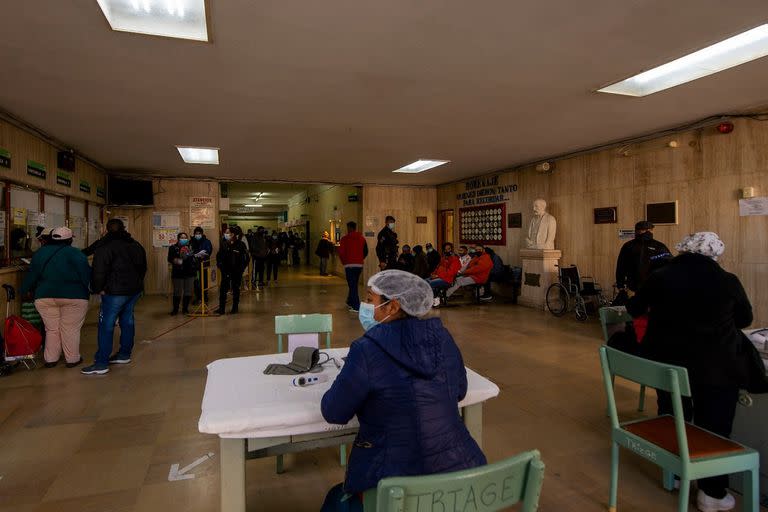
[[65, 357, 83, 369], [432, 297, 441, 307], [479, 294, 493, 302], [697, 490, 736, 512], [81, 364, 109, 375], [108, 354, 131, 364]]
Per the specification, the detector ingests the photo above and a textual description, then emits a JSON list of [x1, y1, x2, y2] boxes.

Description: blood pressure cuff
[[263, 346, 322, 375]]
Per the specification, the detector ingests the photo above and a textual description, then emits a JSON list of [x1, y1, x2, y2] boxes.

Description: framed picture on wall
[[459, 203, 506, 246], [646, 201, 678, 225]]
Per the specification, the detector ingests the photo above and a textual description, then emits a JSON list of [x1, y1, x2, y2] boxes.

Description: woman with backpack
[[20, 227, 91, 368]]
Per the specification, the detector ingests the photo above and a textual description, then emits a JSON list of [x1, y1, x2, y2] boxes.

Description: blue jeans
[[345, 267, 363, 309], [428, 278, 450, 296], [94, 293, 141, 367]]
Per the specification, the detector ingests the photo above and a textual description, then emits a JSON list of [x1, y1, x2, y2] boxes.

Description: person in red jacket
[[446, 245, 492, 298], [337, 221, 368, 312], [427, 243, 461, 306]]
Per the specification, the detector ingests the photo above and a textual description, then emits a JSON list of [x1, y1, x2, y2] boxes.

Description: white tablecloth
[[198, 348, 500, 439]]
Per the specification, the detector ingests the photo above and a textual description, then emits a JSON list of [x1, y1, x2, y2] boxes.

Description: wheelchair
[[546, 264, 609, 321]]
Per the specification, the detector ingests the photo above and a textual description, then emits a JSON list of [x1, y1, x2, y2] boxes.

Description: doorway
[[438, 209, 454, 250]]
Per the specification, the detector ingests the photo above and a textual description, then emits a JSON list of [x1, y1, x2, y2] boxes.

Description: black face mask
[[443, 251, 452, 257]]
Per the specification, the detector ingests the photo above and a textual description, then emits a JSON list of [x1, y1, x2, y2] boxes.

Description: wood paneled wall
[[0, 118, 106, 203], [438, 118, 768, 325], [112, 180, 220, 295], [361, 185, 437, 281]]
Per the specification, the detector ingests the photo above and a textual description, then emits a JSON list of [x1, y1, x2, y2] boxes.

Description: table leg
[[463, 403, 483, 449], [220, 438, 246, 512]]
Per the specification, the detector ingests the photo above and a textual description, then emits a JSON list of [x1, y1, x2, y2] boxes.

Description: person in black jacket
[[615, 221, 672, 292], [375, 216, 399, 270], [315, 231, 334, 276], [425, 243, 441, 274], [215, 227, 250, 315], [627, 232, 752, 510], [396, 244, 415, 273], [82, 219, 147, 375], [167, 232, 197, 315]]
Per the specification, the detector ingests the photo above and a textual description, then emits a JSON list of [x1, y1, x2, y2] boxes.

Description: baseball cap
[[635, 221, 654, 231], [51, 227, 73, 240]]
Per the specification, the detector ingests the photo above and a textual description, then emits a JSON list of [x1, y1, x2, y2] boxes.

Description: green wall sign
[[96, 186, 106, 199], [27, 160, 46, 179], [0, 148, 10, 169], [57, 170, 72, 187], [80, 180, 91, 193]]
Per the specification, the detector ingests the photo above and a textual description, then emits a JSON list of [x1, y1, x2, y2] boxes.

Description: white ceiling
[[1, 1, 768, 185], [226, 182, 305, 214]]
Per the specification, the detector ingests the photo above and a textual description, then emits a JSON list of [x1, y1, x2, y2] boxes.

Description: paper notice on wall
[[12, 208, 27, 226], [190, 197, 215, 229], [618, 229, 635, 241], [365, 215, 379, 229], [739, 197, 768, 216], [152, 228, 178, 248], [152, 211, 181, 229], [70, 216, 86, 249], [27, 210, 41, 228]]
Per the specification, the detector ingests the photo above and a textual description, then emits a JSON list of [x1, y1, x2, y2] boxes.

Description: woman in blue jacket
[[320, 270, 486, 511]]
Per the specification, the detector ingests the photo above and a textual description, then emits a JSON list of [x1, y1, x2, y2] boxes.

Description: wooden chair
[[599, 346, 759, 512], [599, 307, 646, 412], [363, 450, 545, 511]]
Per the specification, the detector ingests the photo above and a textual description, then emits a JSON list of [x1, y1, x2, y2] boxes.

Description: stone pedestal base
[[518, 249, 562, 310]]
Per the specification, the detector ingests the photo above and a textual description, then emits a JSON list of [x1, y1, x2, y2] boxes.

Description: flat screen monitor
[[107, 177, 153, 206]]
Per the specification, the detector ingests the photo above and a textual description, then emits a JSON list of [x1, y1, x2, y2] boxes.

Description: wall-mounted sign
[[416, 216, 428, 224], [56, 170, 72, 187], [594, 207, 617, 224], [27, 160, 46, 179], [347, 193, 359, 202], [508, 212, 522, 228], [618, 229, 635, 241], [456, 175, 518, 207], [96, 186, 106, 199], [79, 180, 91, 193], [0, 148, 11, 169], [190, 196, 215, 229], [739, 197, 768, 217]]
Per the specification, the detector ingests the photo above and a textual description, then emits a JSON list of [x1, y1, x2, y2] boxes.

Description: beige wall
[[111, 179, 220, 295], [287, 185, 361, 274], [361, 185, 438, 281], [438, 117, 768, 325]]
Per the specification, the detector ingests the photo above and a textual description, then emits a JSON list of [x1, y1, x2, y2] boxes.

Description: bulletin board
[[459, 204, 506, 246]]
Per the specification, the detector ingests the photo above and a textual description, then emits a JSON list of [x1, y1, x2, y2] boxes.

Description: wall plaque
[[57, 170, 72, 187], [524, 273, 541, 287], [594, 207, 617, 224], [459, 204, 506, 246], [416, 216, 428, 224], [508, 212, 522, 228]]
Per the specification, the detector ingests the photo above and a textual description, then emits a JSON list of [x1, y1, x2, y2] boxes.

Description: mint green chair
[[273, 313, 343, 473], [599, 346, 759, 512], [362, 450, 545, 512], [599, 307, 646, 412], [275, 313, 332, 353]]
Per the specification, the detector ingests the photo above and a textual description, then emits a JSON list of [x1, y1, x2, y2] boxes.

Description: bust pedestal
[[518, 249, 562, 310]]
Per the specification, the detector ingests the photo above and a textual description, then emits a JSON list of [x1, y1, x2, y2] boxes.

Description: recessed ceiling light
[[598, 24, 768, 97], [393, 159, 450, 174], [177, 146, 219, 164], [96, 0, 209, 41], [244, 204, 263, 208]]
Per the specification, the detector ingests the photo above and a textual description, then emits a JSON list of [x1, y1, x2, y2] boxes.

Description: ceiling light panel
[[177, 146, 219, 164], [393, 159, 450, 174], [96, 0, 209, 41], [598, 24, 768, 97]]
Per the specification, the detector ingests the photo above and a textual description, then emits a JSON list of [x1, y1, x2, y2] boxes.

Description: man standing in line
[[616, 221, 672, 293], [337, 221, 368, 312], [190, 226, 214, 304], [251, 227, 268, 289], [82, 219, 147, 375], [375, 215, 399, 270]]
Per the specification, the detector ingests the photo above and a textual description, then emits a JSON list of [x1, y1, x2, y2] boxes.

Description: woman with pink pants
[[20, 227, 91, 368]]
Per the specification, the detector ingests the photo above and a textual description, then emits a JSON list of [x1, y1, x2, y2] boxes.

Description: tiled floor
[[0, 267, 760, 511]]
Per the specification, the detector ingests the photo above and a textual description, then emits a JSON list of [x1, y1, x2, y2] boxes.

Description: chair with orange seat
[[598, 346, 759, 512]]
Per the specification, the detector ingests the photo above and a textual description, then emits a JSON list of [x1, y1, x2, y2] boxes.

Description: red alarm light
[[717, 122, 734, 134]]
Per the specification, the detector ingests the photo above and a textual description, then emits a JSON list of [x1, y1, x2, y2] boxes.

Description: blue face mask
[[194, 234, 202, 240], [179, 239, 189, 246], [358, 301, 390, 331]]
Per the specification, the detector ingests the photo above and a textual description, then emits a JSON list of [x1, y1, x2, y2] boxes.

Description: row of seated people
[[426, 243, 504, 306]]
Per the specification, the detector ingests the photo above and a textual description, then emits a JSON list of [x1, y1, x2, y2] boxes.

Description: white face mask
[[388, 223, 395, 230]]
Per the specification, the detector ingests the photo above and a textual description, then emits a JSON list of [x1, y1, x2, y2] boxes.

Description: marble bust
[[525, 199, 557, 250]]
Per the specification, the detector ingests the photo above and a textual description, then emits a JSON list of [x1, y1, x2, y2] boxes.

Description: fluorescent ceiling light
[[393, 159, 450, 174], [177, 146, 219, 164], [244, 204, 263, 208], [96, 0, 209, 41], [598, 24, 768, 97]]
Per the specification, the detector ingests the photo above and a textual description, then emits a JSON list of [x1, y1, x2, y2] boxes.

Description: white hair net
[[367, 270, 433, 317], [676, 232, 725, 260]]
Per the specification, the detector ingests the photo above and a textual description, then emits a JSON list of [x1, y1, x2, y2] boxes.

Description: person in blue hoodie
[[320, 270, 486, 511]]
